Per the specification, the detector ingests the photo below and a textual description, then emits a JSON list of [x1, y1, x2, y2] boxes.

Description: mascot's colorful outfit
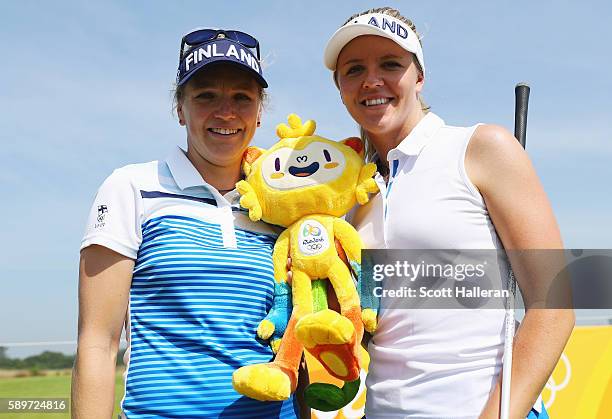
[[232, 115, 379, 408]]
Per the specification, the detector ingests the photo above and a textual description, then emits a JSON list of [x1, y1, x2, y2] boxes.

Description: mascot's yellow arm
[[332, 218, 363, 265], [236, 180, 262, 222], [272, 229, 290, 284], [356, 162, 379, 205]]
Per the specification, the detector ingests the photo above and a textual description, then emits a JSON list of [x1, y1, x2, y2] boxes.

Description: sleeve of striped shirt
[[80, 168, 143, 259]]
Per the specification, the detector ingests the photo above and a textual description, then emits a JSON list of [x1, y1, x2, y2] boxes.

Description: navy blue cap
[[177, 38, 268, 87]]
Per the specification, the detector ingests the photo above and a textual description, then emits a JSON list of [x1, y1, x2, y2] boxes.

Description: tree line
[[0, 347, 126, 369]]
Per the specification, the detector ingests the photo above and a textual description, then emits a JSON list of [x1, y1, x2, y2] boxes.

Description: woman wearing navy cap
[[324, 7, 573, 419], [72, 29, 306, 418]]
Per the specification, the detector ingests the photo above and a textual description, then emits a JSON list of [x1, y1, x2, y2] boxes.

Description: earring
[[257, 121, 261, 127]]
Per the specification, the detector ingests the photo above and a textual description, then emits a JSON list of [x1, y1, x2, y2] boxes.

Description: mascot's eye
[[275, 157, 281, 171], [323, 149, 332, 162]]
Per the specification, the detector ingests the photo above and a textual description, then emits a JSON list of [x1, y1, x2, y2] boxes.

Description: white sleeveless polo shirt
[[351, 113, 509, 418]]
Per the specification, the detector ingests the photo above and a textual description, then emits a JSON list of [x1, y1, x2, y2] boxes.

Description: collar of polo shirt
[[166, 147, 242, 204], [166, 146, 211, 190], [390, 113, 444, 159]]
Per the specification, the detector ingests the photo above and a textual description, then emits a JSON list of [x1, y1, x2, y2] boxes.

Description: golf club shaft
[[501, 83, 530, 419]]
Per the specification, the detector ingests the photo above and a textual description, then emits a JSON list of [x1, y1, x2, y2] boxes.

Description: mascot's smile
[[288, 162, 319, 177]]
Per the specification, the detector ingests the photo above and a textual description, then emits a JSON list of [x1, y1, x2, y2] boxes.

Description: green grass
[[0, 370, 124, 418]]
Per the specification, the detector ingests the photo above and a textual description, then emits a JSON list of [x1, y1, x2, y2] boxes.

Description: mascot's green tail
[[311, 279, 328, 312], [304, 279, 361, 412]]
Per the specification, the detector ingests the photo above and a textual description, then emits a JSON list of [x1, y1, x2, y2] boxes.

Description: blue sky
[[1, 0, 611, 357]]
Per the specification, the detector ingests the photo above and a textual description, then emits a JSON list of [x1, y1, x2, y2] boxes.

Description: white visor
[[324, 13, 425, 74]]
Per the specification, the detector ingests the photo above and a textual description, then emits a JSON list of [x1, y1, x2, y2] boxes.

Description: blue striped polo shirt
[[81, 147, 297, 418]]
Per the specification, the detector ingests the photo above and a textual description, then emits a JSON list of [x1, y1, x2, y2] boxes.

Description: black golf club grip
[[514, 83, 530, 149]]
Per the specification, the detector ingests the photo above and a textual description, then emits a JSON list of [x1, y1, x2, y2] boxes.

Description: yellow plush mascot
[[232, 114, 378, 409]]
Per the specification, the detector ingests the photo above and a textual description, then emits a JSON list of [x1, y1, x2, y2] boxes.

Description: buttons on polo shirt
[[208, 188, 239, 249], [218, 205, 237, 248]]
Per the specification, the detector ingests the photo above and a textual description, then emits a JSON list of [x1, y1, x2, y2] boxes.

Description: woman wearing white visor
[[324, 7, 573, 419]]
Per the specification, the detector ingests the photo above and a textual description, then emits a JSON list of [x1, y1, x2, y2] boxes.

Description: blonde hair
[[337, 7, 430, 163]]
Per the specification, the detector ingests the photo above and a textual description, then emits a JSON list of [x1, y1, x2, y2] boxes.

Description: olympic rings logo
[[303, 224, 322, 237], [544, 352, 571, 409], [306, 243, 323, 251]]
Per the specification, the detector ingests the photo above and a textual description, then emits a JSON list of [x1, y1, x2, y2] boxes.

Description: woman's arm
[[466, 124, 575, 418], [71, 245, 134, 418]]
